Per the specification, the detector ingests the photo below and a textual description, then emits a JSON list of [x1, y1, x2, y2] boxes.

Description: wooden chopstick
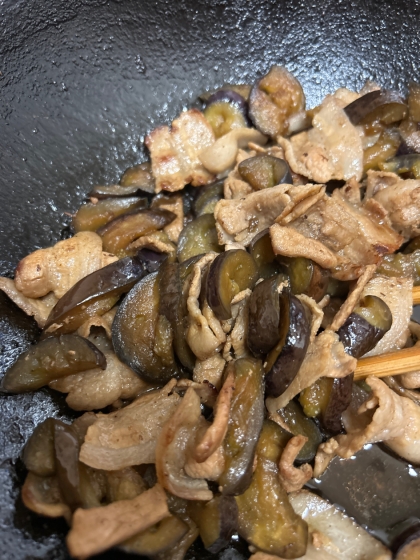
[[413, 286, 420, 306], [354, 346, 420, 380]]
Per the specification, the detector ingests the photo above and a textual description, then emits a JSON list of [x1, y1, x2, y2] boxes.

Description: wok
[[1, 0, 420, 558]]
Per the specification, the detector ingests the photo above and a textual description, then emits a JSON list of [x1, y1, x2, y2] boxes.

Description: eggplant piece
[[54, 420, 104, 510], [199, 84, 252, 103], [277, 400, 322, 464], [247, 275, 282, 357], [282, 256, 329, 302], [299, 377, 333, 419], [187, 495, 238, 554], [377, 249, 420, 286], [158, 260, 196, 372], [235, 420, 308, 558], [1, 335, 106, 393], [405, 236, 420, 253], [238, 154, 292, 190], [248, 228, 285, 280], [315, 295, 393, 432], [177, 213, 223, 263], [364, 128, 401, 172], [344, 89, 408, 126], [72, 197, 147, 232], [207, 249, 258, 321], [408, 82, 420, 122], [204, 90, 248, 138], [299, 374, 354, 435], [119, 162, 155, 194], [392, 520, 420, 560], [249, 65, 305, 137], [337, 294, 393, 359], [112, 271, 181, 384], [264, 292, 311, 398], [22, 418, 56, 477], [380, 153, 420, 179], [122, 515, 189, 556], [322, 374, 354, 434], [44, 255, 147, 334], [219, 358, 265, 496], [89, 184, 153, 199], [53, 420, 84, 510], [97, 208, 175, 256], [193, 180, 224, 217]]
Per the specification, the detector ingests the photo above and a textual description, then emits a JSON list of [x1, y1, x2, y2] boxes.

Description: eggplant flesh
[[177, 213, 222, 263], [72, 197, 147, 232], [119, 162, 155, 194], [188, 495, 238, 554], [277, 400, 322, 464], [219, 358, 265, 496], [193, 180, 224, 217], [97, 208, 175, 255], [235, 420, 308, 558], [283, 256, 329, 302], [264, 292, 311, 398], [206, 249, 258, 321], [248, 229, 285, 280], [238, 154, 293, 190], [1, 335, 106, 393], [249, 65, 305, 137], [337, 295, 392, 359]]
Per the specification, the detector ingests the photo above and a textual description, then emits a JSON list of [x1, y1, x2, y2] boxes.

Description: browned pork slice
[[0, 278, 57, 327], [49, 351, 152, 411], [360, 275, 413, 356], [215, 183, 324, 246], [145, 109, 216, 193], [278, 96, 364, 183], [14, 231, 117, 299], [271, 188, 404, 280], [366, 170, 420, 239], [79, 380, 180, 470]]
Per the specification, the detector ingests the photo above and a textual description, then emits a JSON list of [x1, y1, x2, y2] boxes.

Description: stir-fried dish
[[2, 65, 420, 560]]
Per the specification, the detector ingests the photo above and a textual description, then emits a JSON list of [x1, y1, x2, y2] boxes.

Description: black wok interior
[[1, 0, 420, 558]]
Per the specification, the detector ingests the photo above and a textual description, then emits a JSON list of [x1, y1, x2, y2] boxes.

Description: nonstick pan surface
[[1, 1, 420, 558]]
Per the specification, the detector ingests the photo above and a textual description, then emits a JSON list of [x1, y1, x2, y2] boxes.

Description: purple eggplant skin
[[44, 255, 148, 334], [264, 293, 311, 398], [391, 520, 420, 559], [322, 374, 354, 435], [206, 89, 248, 114], [88, 184, 153, 200], [247, 275, 282, 357], [324, 295, 392, 433], [188, 495, 239, 554], [1, 335, 106, 393], [337, 313, 388, 359], [54, 420, 83, 510], [344, 89, 408, 126], [219, 358, 265, 496], [158, 260, 195, 373]]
